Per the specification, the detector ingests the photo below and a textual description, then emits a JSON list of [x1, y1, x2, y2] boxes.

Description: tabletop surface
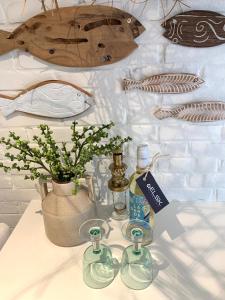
[[0, 200, 225, 300]]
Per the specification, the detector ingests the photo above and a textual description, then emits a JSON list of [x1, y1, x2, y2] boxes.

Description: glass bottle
[[79, 219, 115, 289], [120, 219, 153, 290], [108, 149, 129, 220], [129, 145, 155, 239]]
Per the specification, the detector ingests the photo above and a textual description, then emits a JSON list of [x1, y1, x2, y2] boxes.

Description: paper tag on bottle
[[136, 172, 169, 213]]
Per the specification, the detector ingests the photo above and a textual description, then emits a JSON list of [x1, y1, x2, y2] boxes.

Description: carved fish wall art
[[162, 10, 225, 47], [154, 101, 225, 122], [123, 73, 204, 94], [0, 80, 94, 118], [0, 5, 145, 67]]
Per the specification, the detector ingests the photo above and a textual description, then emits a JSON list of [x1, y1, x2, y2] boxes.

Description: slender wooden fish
[[154, 101, 225, 122], [123, 73, 204, 94], [0, 80, 94, 118], [0, 5, 145, 67], [162, 10, 225, 47]]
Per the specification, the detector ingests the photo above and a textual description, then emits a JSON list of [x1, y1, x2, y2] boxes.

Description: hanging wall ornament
[[123, 73, 204, 94], [154, 101, 225, 122], [162, 10, 225, 47], [0, 5, 145, 67], [0, 80, 94, 118]]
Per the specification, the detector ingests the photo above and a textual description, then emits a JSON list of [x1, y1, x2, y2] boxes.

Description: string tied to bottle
[[143, 152, 169, 181]]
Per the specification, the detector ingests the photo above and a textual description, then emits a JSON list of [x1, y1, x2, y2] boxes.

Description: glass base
[[111, 210, 128, 221], [83, 244, 115, 289], [120, 245, 153, 290]]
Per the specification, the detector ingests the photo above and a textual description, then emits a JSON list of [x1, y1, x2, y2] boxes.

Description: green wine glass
[[79, 219, 115, 289], [120, 219, 153, 290]]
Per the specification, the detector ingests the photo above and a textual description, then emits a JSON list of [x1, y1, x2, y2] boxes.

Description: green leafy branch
[[0, 122, 131, 183]]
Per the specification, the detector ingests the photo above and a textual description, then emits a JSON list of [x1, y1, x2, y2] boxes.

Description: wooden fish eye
[[49, 49, 55, 54], [17, 40, 25, 45], [101, 55, 112, 62], [127, 18, 132, 24], [98, 43, 105, 48]]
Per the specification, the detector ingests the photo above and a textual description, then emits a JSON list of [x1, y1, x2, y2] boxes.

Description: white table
[[0, 200, 225, 300]]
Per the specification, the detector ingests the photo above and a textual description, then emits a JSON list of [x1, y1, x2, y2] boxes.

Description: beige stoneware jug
[[39, 176, 96, 247]]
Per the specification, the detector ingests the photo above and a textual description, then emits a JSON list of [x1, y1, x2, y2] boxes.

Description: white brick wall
[[0, 0, 225, 230]]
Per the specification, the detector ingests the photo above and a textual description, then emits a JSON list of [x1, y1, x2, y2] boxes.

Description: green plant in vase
[[0, 121, 131, 247]]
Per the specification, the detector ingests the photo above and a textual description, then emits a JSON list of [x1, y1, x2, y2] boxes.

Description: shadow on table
[[10, 201, 225, 300]]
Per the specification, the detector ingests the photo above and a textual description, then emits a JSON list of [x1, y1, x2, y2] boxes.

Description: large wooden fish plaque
[[154, 101, 225, 122], [0, 5, 145, 67], [0, 80, 94, 118], [162, 10, 225, 47]]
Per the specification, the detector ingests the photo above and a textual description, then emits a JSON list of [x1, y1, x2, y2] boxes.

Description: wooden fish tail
[[154, 107, 174, 119], [0, 30, 15, 55], [123, 79, 142, 90]]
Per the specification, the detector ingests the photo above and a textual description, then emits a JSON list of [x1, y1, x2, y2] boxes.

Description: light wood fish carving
[[162, 10, 225, 47], [0, 5, 145, 67], [154, 101, 225, 122], [123, 73, 204, 94], [0, 80, 94, 118]]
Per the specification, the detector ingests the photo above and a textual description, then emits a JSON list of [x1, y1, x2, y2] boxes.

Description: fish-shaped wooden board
[[154, 101, 225, 122], [0, 5, 145, 67], [123, 73, 204, 93], [162, 10, 225, 47], [0, 80, 94, 118]]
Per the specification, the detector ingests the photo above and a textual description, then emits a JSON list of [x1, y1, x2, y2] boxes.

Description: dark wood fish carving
[[162, 10, 225, 47], [0, 5, 145, 67]]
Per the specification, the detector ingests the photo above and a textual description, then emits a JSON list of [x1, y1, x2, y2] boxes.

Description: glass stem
[[133, 241, 142, 254], [92, 240, 100, 253]]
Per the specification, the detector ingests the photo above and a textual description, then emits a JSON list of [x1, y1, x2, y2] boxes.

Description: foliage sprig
[[0, 122, 131, 183]]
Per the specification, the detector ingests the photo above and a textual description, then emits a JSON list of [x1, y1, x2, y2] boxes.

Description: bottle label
[[129, 191, 150, 223], [136, 171, 169, 213]]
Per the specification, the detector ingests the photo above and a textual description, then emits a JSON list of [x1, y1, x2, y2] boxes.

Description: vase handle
[[85, 175, 96, 203], [39, 178, 48, 201]]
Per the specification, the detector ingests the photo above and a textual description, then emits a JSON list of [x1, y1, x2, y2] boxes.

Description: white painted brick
[[12, 176, 36, 189], [170, 158, 195, 173], [157, 157, 195, 173], [0, 176, 12, 189], [18, 201, 29, 213], [154, 173, 186, 188], [0, 201, 20, 213], [188, 174, 225, 189], [164, 188, 215, 202], [0, 214, 21, 228], [219, 161, 225, 172], [217, 189, 225, 201], [195, 158, 218, 173], [0, 189, 40, 202], [160, 126, 185, 141], [189, 175, 205, 188], [27, 126, 72, 143], [161, 142, 188, 157], [190, 143, 225, 158], [0, 128, 28, 139], [165, 45, 225, 65], [160, 125, 222, 142]]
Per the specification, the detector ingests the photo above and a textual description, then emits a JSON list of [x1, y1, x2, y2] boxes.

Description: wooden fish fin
[[0, 80, 93, 102], [0, 30, 16, 55]]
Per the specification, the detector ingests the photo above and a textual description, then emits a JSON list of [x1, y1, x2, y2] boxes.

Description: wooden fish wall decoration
[[123, 73, 204, 94], [0, 5, 145, 67], [162, 10, 225, 47], [0, 80, 94, 118], [154, 101, 225, 122]]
